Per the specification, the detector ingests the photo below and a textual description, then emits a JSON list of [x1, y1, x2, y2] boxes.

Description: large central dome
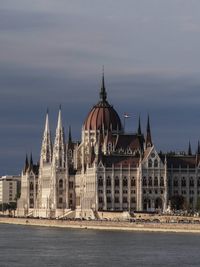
[[84, 75, 122, 131]]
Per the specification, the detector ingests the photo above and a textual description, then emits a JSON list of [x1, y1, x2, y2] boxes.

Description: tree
[[170, 195, 185, 210]]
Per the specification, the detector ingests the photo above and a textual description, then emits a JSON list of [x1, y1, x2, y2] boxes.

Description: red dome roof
[[84, 75, 122, 131]]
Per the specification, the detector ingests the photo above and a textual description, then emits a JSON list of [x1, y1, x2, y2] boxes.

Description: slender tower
[[50, 106, 67, 212], [40, 110, 52, 165], [145, 115, 153, 148], [38, 110, 52, 212]]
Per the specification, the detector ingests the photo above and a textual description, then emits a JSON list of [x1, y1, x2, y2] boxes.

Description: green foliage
[[170, 195, 185, 210], [0, 202, 17, 211]]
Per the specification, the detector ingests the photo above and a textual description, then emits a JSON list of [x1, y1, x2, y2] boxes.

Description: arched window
[[181, 177, 186, 187], [190, 177, 194, 187], [115, 177, 119, 187], [106, 176, 111, 187], [29, 182, 33, 191], [59, 179, 63, 189], [148, 177, 152, 186], [107, 196, 111, 203], [131, 197, 136, 203], [143, 177, 147, 186], [173, 177, 178, 187], [154, 159, 158, 168], [131, 177, 135, 187], [148, 159, 152, 168], [160, 177, 164, 187], [108, 142, 112, 153], [154, 177, 158, 186], [59, 197, 62, 204], [98, 177, 103, 187], [123, 177, 128, 187]]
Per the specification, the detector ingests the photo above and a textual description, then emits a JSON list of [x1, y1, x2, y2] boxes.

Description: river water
[[0, 224, 200, 267]]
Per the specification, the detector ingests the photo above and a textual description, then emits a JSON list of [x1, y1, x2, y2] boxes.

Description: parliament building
[[17, 75, 200, 219]]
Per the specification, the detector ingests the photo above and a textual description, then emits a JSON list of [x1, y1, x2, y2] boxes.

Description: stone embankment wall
[[1, 217, 200, 233]]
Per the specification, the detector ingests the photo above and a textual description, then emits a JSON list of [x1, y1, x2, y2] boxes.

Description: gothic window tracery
[[142, 177, 147, 186], [160, 177, 164, 187], [154, 177, 158, 186], [148, 159, 152, 168], [123, 177, 128, 187]]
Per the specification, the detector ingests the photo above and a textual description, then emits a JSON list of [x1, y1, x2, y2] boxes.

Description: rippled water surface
[[0, 224, 200, 267]]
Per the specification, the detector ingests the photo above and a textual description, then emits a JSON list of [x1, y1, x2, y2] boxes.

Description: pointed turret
[[137, 116, 142, 135], [29, 153, 33, 171], [52, 106, 66, 169], [188, 141, 192, 155], [145, 114, 153, 148], [99, 67, 107, 102], [23, 154, 29, 173], [40, 110, 52, 164], [68, 126, 72, 143]]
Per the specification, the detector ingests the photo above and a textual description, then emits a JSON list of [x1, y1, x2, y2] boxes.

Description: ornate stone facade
[[17, 75, 200, 218]]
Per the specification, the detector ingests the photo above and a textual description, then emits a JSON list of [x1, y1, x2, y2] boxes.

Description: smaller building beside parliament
[[17, 75, 200, 219]]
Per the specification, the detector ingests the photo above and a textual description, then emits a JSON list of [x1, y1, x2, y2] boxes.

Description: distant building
[[0, 175, 20, 204], [17, 74, 200, 218]]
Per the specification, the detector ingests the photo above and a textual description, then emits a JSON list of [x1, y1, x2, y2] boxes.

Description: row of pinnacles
[[17, 107, 77, 218]]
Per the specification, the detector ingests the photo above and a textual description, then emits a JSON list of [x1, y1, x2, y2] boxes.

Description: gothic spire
[[188, 141, 192, 155], [24, 154, 29, 173], [137, 116, 141, 135], [68, 125, 72, 143], [29, 153, 33, 171], [40, 110, 52, 164], [145, 114, 153, 149], [99, 67, 107, 102], [52, 106, 66, 169]]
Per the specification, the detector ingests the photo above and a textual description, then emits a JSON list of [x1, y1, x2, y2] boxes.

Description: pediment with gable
[[142, 146, 164, 168]]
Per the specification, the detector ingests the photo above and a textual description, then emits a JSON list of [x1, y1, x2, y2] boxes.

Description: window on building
[[123, 197, 127, 203], [190, 177, 194, 187], [115, 197, 119, 203], [148, 159, 152, 168], [99, 197, 103, 203], [106, 177, 111, 187], [107, 197, 111, 203], [29, 182, 33, 191], [123, 177, 128, 187], [59, 179, 63, 189], [131, 177, 135, 187], [154, 159, 158, 167], [131, 197, 136, 203], [181, 177, 186, 187], [98, 177, 103, 187], [142, 177, 147, 186], [154, 177, 158, 186], [59, 197, 62, 204], [115, 177, 119, 187], [160, 177, 164, 187], [173, 178, 178, 187], [149, 177, 152, 186], [198, 177, 200, 187], [69, 182, 73, 189]]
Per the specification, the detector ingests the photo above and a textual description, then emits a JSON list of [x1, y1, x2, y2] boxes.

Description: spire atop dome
[[99, 66, 107, 102]]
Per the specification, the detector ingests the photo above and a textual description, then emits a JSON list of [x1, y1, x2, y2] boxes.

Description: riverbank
[[1, 217, 200, 233]]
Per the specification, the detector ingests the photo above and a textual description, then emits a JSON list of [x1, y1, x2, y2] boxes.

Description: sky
[[1, 0, 200, 175]]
